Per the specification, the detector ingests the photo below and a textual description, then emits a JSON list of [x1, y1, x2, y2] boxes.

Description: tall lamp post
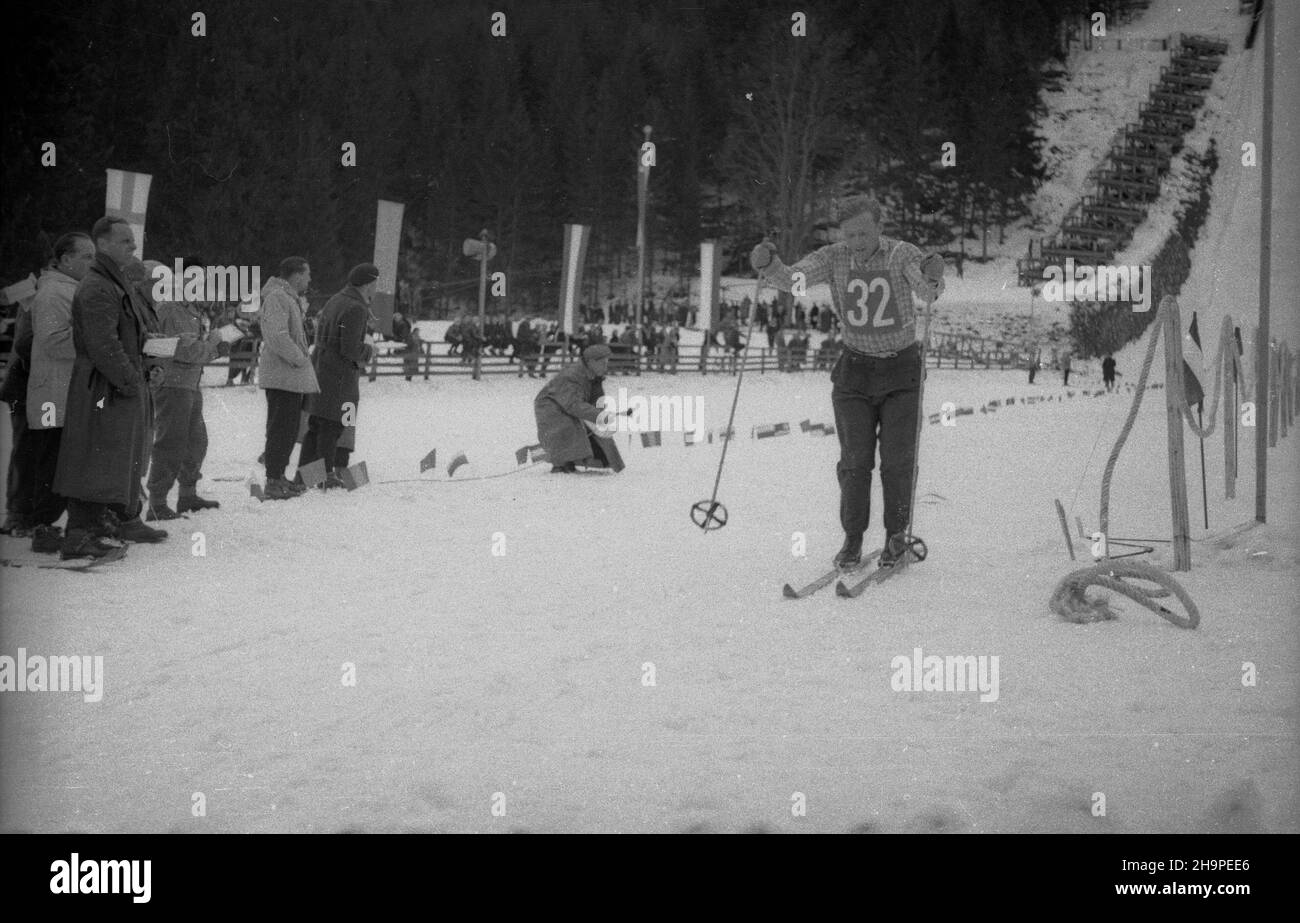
[[462, 229, 496, 381]]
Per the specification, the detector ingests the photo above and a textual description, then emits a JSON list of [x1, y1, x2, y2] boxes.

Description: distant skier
[[534, 344, 623, 474], [1028, 345, 1041, 384], [751, 195, 944, 569], [1102, 355, 1117, 391], [1061, 351, 1073, 386]]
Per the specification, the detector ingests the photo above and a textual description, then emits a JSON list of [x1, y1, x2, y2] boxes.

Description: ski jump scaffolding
[[1051, 294, 1294, 629]]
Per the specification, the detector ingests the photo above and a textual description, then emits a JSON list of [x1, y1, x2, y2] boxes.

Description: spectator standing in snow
[[1102, 355, 1117, 391], [298, 263, 377, 490], [258, 257, 316, 501], [22, 231, 96, 552]]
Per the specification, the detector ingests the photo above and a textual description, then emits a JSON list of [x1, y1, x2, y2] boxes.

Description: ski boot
[[833, 533, 864, 570]]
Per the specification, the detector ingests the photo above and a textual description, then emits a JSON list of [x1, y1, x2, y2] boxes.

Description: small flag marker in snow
[[640, 432, 662, 448], [420, 448, 437, 473], [298, 458, 327, 488], [340, 461, 369, 490], [753, 422, 790, 439], [447, 452, 469, 477]]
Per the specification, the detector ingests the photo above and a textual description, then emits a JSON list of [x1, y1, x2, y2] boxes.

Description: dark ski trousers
[[26, 426, 66, 526], [6, 405, 34, 519], [830, 343, 921, 541], [263, 388, 304, 480], [299, 415, 346, 473], [147, 387, 207, 502]]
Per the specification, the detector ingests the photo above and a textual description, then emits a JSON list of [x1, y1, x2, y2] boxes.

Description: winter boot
[[146, 501, 182, 521], [320, 472, 346, 490], [879, 532, 911, 568], [61, 529, 121, 560], [833, 533, 864, 570], [550, 462, 577, 474], [31, 524, 63, 554], [263, 477, 301, 501], [1, 512, 30, 535], [177, 492, 220, 513], [116, 516, 168, 543]]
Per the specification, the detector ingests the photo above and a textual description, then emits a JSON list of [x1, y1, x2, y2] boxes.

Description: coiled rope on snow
[[1053, 295, 1220, 629]]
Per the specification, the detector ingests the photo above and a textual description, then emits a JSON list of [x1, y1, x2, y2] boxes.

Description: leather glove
[[749, 239, 777, 271]]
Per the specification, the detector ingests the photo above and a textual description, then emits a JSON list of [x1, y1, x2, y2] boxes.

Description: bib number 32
[[845, 274, 895, 328]]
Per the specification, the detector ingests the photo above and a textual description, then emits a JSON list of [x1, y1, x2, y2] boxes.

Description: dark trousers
[[264, 389, 305, 480], [830, 344, 921, 540], [1063, 370, 1071, 385], [147, 387, 207, 501], [6, 405, 34, 518], [1028, 365, 1037, 383], [299, 416, 345, 473], [27, 426, 66, 526]]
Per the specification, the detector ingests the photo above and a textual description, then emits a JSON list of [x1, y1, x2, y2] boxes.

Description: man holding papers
[[142, 258, 243, 520]]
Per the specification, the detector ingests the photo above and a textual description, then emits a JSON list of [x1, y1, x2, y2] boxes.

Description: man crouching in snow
[[533, 343, 624, 473]]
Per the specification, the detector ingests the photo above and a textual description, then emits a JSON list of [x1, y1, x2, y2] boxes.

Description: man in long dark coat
[[53, 217, 168, 559], [298, 263, 377, 489]]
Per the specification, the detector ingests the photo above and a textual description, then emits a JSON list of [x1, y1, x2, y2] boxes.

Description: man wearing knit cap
[[750, 194, 945, 570], [298, 263, 378, 489], [533, 343, 622, 473]]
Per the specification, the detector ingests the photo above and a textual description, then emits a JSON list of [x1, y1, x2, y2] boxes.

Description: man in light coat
[[24, 232, 96, 551], [258, 257, 318, 500], [533, 344, 622, 473]]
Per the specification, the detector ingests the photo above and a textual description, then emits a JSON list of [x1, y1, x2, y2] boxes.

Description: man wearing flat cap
[[751, 195, 944, 570], [533, 343, 622, 473], [298, 263, 378, 489]]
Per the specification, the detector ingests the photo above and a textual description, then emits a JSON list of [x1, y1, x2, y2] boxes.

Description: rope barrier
[[377, 461, 548, 484]]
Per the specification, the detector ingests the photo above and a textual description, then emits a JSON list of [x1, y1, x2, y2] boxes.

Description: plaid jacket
[[761, 237, 943, 356]]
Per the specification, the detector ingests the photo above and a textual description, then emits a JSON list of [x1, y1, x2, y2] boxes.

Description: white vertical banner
[[372, 199, 405, 336], [105, 169, 152, 258], [698, 240, 721, 334], [559, 223, 591, 335]]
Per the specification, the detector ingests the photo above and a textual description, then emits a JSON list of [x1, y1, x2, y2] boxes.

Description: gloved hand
[[921, 253, 945, 283], [749, 239, 777, 271]]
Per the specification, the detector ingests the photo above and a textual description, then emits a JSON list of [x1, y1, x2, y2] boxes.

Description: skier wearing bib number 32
[[750, 195, 945, 570]]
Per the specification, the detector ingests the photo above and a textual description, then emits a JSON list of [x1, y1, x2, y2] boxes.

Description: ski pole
[[902, 286, 939, 562], [692, 266, 764, 531]]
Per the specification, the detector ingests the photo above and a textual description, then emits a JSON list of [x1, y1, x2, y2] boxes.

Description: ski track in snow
[[1, 0, 1297, 833]]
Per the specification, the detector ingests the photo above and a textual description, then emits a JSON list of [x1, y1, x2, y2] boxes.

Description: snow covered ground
[[1, 357, 1296, 832], [1, 0, 1296, 833]]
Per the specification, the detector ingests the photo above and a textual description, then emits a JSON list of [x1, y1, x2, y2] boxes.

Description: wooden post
[[1280, 345, 1290, 438], [423, 341, 431, 381], [1269, 343, 1280, 447], [1162, 296, 1192, 571], [1224, 320, 1237, 499], [1054, 499, 1076, 561], [474, 229, 489, 382], [1256, 0, 1273, 523]]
